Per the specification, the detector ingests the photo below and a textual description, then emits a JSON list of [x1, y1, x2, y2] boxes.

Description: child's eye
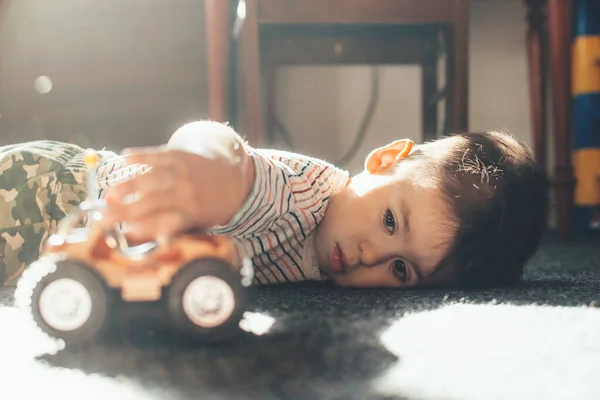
[[392, 260, 408, 282], [383, 209, 395, 234]]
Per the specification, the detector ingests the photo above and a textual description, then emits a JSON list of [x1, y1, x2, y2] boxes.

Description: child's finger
[[119, 146, 177, 169], [107, 166, 174, 200], [125, 211, 188, 243], [120, 144, 168, 156], [98, 163, 152, 188], [103, 188, 187, 228]]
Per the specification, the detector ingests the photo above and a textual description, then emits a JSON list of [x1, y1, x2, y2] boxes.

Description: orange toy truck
[[14, 150, 254, 345]]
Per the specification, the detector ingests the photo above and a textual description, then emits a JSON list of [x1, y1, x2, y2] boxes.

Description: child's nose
[[358, 239, 383, 268], [359, 238, 398, 268]]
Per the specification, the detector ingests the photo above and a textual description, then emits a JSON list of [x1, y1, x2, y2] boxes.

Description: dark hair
[[423, 130, 550, 288]]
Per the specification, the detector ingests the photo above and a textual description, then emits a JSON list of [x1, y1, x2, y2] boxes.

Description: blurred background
[[0, 0, 587, 237], [0, 0, 533, 175]]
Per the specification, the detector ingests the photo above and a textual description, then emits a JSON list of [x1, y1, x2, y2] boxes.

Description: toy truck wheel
[[20, 259, 109, 345], [167, 259, 247, 341]]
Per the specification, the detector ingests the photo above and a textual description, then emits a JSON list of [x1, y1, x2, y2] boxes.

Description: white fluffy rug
[[376, 303, 600, 400]]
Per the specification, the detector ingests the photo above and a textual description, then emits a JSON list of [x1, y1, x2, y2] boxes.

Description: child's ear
[[364, 139, 414, 173]]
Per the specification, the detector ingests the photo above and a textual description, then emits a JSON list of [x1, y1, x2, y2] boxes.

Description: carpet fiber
[[1, 234, 599, 400]]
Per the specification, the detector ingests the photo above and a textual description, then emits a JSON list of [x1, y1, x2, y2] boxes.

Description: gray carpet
[[0, 233, 599, 400]]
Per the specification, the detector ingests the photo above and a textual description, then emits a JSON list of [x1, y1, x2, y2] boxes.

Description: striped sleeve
[[209, 145, 349, 284], [94, 155, 151, 200]]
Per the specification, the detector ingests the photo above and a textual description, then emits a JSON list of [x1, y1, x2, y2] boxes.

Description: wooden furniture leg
[[446, 0, 469, 133], [237, 0, 264, 146], [525, 0, 548, 167], [548, 0, 575, 241], [204, 0, 231, 123], [265, 67, 276, 145], [422, 35, 439, 141]]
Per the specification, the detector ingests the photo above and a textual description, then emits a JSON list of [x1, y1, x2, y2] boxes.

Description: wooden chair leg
[[204, 0, 231, 123], [237, 0, 264, 146], [525, 0, 548, 167], [445, 0, 469, 133], [422, 40, 439, 142], [265, 67, 276, 145], [548, 0, 575, 241]]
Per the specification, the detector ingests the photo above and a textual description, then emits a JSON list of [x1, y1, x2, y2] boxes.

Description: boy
[[0, 120, 549, 289]]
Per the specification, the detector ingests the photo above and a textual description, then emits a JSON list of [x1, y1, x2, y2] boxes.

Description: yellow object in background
[[571, 0, 600, 233], [572, 36, 600, 96], [573, 148, 600, 205]]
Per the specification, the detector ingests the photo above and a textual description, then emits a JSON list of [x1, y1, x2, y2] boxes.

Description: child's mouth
[[329, 243, 347, 274]]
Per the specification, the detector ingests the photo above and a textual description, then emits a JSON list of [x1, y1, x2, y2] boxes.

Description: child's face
[[314, 140, 458, 288]]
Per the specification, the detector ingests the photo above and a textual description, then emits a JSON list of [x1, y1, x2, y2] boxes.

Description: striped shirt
[[209, 145, 350, 284], [95, 145, 350, 285]]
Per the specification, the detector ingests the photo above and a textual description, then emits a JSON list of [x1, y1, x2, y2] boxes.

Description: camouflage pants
[[0, 141, 118, 287]]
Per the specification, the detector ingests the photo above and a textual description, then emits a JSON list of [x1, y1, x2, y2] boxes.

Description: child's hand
[[101, 144, 252, 243]]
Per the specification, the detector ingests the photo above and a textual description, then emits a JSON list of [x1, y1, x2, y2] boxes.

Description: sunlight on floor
[[239, 311, 276, 336], [0, 305, 277, 399], [375, 303, 600, 400], [0, 306, 62, 360], [0, 308, 166, 400]]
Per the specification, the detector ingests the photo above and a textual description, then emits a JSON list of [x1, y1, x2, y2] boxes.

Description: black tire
[[166, 258, 248, 341], [15, 258, 109, 346]]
